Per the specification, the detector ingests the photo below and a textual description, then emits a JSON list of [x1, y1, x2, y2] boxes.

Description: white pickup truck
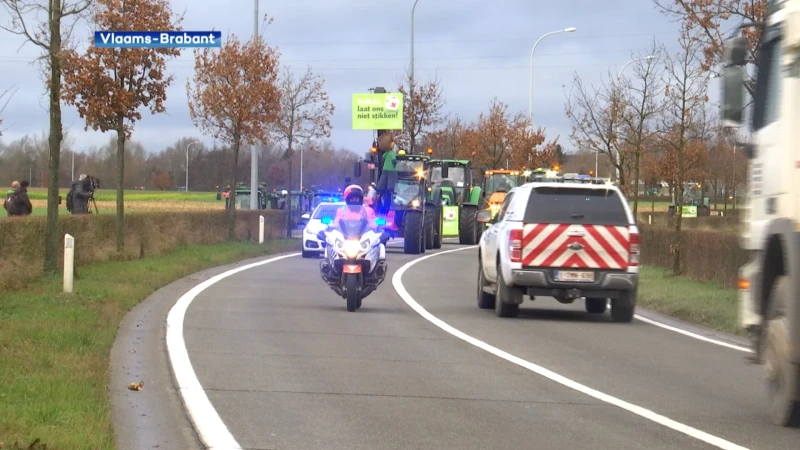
[[475, 182, 640, 321]]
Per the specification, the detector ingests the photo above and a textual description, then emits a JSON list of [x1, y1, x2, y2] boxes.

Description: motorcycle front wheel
[[346, 273, 359, 312]]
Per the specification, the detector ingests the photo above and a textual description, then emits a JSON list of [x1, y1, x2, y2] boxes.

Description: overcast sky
[[0, 0, 719, 154]]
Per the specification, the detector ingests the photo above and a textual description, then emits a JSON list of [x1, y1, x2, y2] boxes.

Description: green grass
[[26, 188, 219, 203], [0, 239, 299, 450], [638, 266, 740, 335]]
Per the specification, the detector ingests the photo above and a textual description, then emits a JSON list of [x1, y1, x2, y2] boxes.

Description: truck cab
[[720, 0, 800, 425]]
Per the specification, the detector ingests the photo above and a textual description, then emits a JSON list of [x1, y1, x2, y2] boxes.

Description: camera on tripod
[[83, 175, 100, 214]]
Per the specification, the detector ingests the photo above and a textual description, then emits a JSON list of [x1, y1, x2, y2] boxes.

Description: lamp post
[[186, 141, 199, 192], [250, 0, 259, 208], [611, 55, 654, 183], [529, 27, 576, 128], [410, 0, 421, 153]]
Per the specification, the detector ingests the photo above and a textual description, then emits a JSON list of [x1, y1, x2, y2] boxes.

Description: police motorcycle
[[316, 188, 390, 312]]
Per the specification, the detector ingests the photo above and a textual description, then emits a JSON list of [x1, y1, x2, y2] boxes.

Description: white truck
[[721, 0, 800, 426]]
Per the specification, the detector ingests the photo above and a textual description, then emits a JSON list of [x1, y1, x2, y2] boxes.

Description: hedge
[[639, 224, 746, 288], [0, 210, 287, 292]]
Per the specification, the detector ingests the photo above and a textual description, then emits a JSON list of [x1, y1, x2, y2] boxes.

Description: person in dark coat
[[7, 180, 33, 216], [70, 174, 92, 214]]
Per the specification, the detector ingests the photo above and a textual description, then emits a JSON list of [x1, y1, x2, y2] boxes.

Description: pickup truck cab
[[476, 182, 639, 321]]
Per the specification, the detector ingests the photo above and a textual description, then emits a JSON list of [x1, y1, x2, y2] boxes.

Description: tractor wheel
[[424, 206, 434, 250], [459, 206, 479, 245], [433, 207, 443, 249], [403, 211, 423, 255]]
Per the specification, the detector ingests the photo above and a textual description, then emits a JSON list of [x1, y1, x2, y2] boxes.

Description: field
[[9, 188, 226, 216]]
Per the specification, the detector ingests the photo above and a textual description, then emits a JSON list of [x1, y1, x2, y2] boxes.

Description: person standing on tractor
[[331, 185, 378, 228], [375, 130, 397, 215]]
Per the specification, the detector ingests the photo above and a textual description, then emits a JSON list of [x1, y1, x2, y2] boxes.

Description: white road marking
[[166, 252, 301, 450], [633, 314, 751, 353], [393, 246, 749, 450]]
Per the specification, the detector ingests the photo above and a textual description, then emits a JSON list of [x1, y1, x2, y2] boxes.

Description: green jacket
[[382, 146, 397, 171]]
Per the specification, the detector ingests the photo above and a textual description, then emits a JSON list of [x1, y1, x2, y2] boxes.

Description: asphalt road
[[182, 242, 800, 450]]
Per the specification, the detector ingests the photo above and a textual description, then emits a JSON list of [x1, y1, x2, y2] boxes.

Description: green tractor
[[426, 159, 483, 246], [357, 150, 432, 255]]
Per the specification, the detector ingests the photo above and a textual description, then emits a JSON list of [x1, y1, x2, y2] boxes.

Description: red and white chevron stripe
[[521, 223, 630, 269]]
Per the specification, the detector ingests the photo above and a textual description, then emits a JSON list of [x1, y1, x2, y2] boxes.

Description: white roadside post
[[259, 215, 265, 244], [64, 234, 75, 293]]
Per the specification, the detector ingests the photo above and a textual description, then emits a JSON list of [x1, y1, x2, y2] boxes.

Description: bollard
[[64, 234, 74, 293], [259, 215, 265, 244], [648, 215, 652, 225]]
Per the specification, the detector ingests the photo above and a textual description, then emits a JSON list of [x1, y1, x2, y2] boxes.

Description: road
[[179, 242, 800, 450]]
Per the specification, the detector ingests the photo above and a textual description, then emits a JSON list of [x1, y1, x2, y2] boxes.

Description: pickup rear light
[[628, 229, 640, 267], [509, 229, 522, 263]]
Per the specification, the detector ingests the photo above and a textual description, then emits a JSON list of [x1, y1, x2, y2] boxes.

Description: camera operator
[[70, 174, 94, 215]]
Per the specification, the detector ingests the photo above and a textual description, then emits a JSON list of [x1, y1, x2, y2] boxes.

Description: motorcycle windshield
[[339, 218, 368, 239]]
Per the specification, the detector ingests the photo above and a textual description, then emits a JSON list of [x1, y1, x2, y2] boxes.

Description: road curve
[[180, 242, 798, 449]]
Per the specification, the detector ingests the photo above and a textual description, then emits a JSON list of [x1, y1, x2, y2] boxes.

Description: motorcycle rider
[[329, 184, 386, 262], [332, 184, 377, 227]]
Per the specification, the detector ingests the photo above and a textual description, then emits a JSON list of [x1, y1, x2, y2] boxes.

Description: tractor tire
[[433, 207, 443, 249], [403, 211, 424, 255], [459, 206, 479, 245], [424, 207, 434, 250]]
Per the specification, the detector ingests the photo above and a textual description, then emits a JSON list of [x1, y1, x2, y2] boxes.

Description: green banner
[[681, 206, 698, 217], [442, 206, 459, 236], [352, 93, 404, 130]]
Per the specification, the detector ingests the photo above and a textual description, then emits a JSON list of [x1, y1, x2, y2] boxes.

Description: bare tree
[[658, 31, 709, 275], [397, 70, 445, 154], [565, 72, 628, 187], [620, 40, 666, 216], [0, 86, 17, 136], [272, 66, 334, 235], [1, 0, 91, 272]]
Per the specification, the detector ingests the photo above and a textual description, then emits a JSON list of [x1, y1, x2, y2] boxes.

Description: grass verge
[[0, 239, 299, 450], [638, 266, 740, 336]]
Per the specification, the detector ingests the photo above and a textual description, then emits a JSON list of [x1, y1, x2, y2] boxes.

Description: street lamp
[[186, 141, 199, 192], [411, 0, 421, 92], [529, 27, 576, 128], [611, 55, 655, 182]]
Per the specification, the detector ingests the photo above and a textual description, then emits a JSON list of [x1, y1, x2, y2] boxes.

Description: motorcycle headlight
[[360, 239, 370, 250], [343, 240, 360, 258]]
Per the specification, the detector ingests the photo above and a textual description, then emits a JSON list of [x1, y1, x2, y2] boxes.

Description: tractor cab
[[428, 159, 473, 205], [481, 169, 523, 217]]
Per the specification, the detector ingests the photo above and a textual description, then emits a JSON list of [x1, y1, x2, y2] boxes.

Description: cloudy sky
[[0, 0, 718, 154]]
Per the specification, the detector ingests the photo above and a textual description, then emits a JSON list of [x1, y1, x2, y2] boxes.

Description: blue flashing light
[[321, 217, 332, 225], [375, 217, 386, 226]]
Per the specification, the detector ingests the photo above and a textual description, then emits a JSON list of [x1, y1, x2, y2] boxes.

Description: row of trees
[[0, 0, 339, 261], [558, 0, 766, 274]]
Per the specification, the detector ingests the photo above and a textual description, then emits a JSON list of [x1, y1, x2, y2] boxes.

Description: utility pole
[[250, 0, 259, 209]]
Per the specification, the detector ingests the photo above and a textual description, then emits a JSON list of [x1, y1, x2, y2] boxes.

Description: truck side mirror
[[722, 66, 745, 125], [354, 161, 362, 178]]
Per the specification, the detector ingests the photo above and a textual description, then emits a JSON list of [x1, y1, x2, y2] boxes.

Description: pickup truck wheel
[[495, 269, 520, 318], [585, 298, 607, 314], [764, 276, 800, 426], [610, 292, 635, 323], [477, 260, 496, 309]]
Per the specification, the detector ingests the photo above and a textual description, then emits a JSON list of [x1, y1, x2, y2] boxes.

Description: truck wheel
[[424, 207, 434, 250], [403, 211, 423, 255], [433, 207, 443, 249], [764, 276, 800, 426], [495, 269, 520, 318], [611, 291, 636, 323], [459, 206, 479, 245], [585, 298, 607, 314], [477, 259, 496, 309]]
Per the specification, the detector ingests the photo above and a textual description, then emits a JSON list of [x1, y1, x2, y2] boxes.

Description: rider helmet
[[343, 184, 364, 206]]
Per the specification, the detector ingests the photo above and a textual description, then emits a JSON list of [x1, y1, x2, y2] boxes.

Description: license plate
[[554, 271, 594, 282]]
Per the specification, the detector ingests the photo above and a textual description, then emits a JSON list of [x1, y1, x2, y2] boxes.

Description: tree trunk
[[633, 147, 641, 218], [43, 9, 64, 273], [115, 119, 126, 253], [228, 134, 240, 241]]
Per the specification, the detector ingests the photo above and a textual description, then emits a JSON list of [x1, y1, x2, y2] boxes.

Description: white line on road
[[634, 314, 751, 353], [166, 252, 301, 450], [393, 246, 749, 450]]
